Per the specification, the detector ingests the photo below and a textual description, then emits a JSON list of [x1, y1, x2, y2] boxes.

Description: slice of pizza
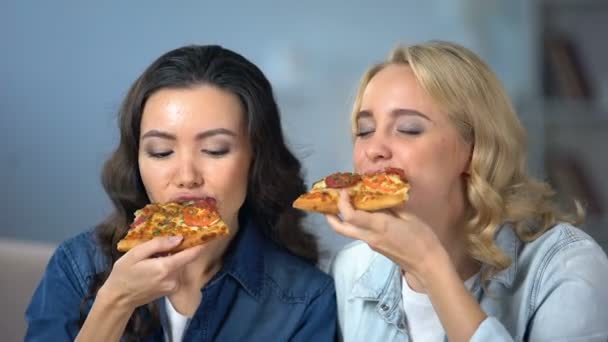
[[116, 198, 229, 253], [292, 167, 410, 214]]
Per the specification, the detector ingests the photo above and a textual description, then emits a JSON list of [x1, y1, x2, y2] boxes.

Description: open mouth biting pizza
[[292, 167, 410, 214], [117, 198, 229, 253]]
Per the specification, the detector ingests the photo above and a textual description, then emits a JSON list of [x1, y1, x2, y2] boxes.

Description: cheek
[[138, 156, 151, 186], [396, 143, 449, 193], [352, 141, 366, 170], [225, 162, 249, 194], [137, 156, 163, 201], [441, 135, 471, 175], [211, 156, 250, 211]]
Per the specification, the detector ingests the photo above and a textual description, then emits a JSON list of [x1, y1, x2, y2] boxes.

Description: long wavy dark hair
[[81, 45, 317, 340]]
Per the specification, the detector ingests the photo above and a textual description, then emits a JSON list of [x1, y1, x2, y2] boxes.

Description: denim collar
[[349, 223, 522, 300], [216, 210, 266, 301], [349, 252, 398, 301], [486, 224, 522, 288], [348, 249, 405, 329]]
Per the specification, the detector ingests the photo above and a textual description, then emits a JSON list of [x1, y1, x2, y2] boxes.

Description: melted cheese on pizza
[[127, 202, 221, 240]]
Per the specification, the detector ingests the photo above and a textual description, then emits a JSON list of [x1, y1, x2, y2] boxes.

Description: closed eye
[[203, 149, 229, 157], [397, 128, 423, 135], [355, 130, 374, 138], [147, 151, 173, 158]]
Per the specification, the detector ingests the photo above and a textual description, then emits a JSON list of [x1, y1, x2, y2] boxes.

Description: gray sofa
[[0, 238, 55, 342]]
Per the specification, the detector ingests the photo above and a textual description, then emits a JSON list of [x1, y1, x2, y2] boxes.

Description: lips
[[360, 169, 382, 175], [360, 166, 397, 175], [170, 194, 216, 204]]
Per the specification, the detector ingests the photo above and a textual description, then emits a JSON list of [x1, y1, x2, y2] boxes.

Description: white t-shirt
[[401, 273, 477, 342], [164, 297, 190, 342]]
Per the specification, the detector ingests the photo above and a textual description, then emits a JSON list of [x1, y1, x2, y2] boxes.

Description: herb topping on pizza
[[117, 198, 229, 253]]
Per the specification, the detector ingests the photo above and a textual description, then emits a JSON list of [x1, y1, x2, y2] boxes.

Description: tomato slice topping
[[182, 206, 219, 227], [189, 197, 217, 210], [325, 172, 361, 188], [362, 174, 396, 192], [361, 167, 407, 192]]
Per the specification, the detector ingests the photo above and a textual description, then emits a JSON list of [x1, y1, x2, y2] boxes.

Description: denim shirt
[[25, 214, 337, 341], [331, 223, 608, 341]]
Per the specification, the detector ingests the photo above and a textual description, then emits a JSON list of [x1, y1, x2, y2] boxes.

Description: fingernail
[[168, 236, 183, 244]]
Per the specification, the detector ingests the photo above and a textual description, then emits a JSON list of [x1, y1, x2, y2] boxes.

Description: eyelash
[[203, 149, 229, 157], [355, 129, 422, 138], [146, 149, 229, 159], [398, 129, 422, 135], [355, 130, 373, 138], [148, 151, 172, 159]]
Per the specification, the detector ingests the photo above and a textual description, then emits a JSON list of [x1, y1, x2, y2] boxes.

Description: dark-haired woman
[[26, 45, 336, 342]]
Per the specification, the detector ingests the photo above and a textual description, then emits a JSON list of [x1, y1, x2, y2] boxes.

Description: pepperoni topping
[[325, 172, 361, 188], [129, 215, 148, 229]]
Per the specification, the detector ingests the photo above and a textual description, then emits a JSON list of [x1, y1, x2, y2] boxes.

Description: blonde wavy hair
[[351, 41, 582, 278]]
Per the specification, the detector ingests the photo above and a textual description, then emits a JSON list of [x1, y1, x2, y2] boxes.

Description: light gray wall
[[0, 0, 533, 260]]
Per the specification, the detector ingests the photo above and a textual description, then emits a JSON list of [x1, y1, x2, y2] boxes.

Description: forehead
[[359, 64, 441, 118], [141, 86, 245, 131]]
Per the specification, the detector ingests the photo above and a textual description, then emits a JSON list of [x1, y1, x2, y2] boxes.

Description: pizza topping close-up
[[292, 167, 410, 214], [116, 197, 230, 253], [362, 173, 407, 193], [324, 172, 362, 189], [381, 167, 407, 182]]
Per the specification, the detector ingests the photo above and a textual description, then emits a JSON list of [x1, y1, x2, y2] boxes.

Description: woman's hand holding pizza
[[98, 236, 206, 311], [296, 167, 451, 285], [326, 190, 448, 287]]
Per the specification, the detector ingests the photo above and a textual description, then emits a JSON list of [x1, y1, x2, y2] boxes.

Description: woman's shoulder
[[262, 244, 334, 301], [53, 229, 109, 277], [518, 222, 608, 283], [526, 222, 606, 256], [499, 222, 608, 333]]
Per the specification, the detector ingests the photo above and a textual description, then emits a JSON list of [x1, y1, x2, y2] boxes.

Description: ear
[[462, 142, 474, 176]]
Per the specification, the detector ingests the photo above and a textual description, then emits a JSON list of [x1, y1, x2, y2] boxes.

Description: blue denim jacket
[[331, 223, 608, 341], [26, 213, 337, 341]]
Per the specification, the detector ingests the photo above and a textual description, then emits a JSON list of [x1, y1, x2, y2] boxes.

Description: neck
[[167, 223, 239, 317], [434, 200, 480, 281], [183, 220, 239, 290]]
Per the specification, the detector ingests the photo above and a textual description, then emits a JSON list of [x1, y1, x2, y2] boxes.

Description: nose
[[365, 135, 393, 162], [174, 157, 203, 188]]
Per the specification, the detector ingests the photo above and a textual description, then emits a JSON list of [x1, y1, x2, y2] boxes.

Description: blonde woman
[[328, 41, 608, 341]]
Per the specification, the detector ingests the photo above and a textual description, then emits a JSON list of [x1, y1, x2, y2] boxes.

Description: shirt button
[[397, 322, 405, 330], [380, 304, 390, 311]]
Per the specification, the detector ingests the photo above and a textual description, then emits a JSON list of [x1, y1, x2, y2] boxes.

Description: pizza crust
[[292, 191, 341, 214], [352, 188, 409, 211], [176, 221, 229, 251], [116, 220, 229, 253]]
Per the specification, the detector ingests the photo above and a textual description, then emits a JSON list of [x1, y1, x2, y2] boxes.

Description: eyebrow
[[356, 108, 432, 121], [141, 128, 237, 141]]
